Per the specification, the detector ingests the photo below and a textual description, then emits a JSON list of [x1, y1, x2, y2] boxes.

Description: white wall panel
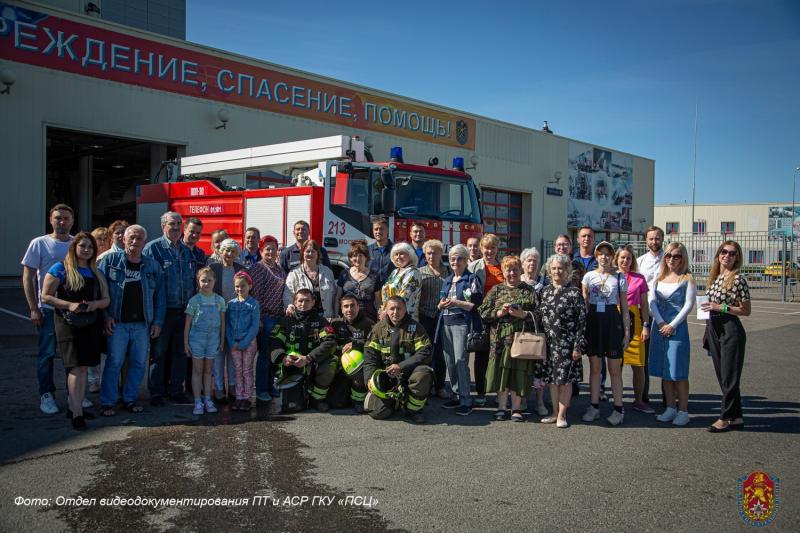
[[245, 197, 284, 245], [284, 196, 311, 249]]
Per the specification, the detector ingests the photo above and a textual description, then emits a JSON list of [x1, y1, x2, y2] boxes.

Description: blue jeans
[[101, 322, 149, 406], [441, 323, 473, 406], [213, 346, 236, 392], [149, 308, 187, 398], [37, 308, 57, 396], [256, 316, 278, 399]]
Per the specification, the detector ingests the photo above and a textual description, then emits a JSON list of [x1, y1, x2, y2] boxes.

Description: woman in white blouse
[[283, 239, 337, 318], [648, 242, 696, 427]]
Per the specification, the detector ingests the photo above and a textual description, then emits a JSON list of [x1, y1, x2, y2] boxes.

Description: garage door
[[481, 188, 523, 256]]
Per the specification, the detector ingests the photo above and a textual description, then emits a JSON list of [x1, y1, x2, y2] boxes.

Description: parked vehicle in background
[[763, 261, 800, 280], [136, 136, 483, 276]]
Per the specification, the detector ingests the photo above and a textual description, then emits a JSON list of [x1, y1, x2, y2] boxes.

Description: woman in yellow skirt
[[615, 245, 653, 414]]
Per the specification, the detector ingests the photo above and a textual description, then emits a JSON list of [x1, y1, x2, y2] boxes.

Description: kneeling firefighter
[[363, 296, 433, 423], [330, 294, 375, 413], [270, 288, 336, 412]]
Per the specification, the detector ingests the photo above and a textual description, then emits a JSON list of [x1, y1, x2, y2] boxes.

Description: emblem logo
[[739, 471, 779, 526], [456, 120, 469, 146]]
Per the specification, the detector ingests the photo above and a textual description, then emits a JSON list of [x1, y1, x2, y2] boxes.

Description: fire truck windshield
[[394, 172, 482, 223]]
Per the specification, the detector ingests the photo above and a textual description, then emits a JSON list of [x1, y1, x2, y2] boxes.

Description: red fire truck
[[136, 135, 483, 273]]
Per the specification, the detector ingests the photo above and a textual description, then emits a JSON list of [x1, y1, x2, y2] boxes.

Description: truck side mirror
[[380, 167, 395, 189], [380, 168, 396, 214]]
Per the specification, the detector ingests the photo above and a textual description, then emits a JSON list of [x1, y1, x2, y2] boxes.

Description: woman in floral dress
[[536, 254, 587, 428]]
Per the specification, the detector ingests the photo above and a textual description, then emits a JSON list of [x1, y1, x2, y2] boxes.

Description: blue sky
[[187, 0, 800, 205]]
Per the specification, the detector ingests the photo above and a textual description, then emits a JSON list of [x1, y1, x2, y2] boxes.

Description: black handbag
[[59, 309, 98, 328], [466, 322, 488, 352]]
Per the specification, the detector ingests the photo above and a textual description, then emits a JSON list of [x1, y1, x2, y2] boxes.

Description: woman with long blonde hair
[[41, 232, 110, 430], [614, 245, 652, 414], [700, 240, 751, 432], [648, 242, 695, 426]]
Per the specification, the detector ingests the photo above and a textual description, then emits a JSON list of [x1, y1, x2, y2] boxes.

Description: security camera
[[0, 68, 15, 95]]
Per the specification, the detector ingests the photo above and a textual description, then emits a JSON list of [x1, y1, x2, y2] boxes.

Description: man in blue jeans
[[21, 204, 75, 414], [98, 225, 165, 414], [143, 211, 196, 405]]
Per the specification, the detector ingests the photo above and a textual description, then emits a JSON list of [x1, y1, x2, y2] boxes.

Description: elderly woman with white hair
[[521, 247, 549, 295], [209, 238, 247, 402], [535, 254, 588, 428], [520, 246, 550, 416], [380, 242, 422, 320], [437, 244, 482, 415]]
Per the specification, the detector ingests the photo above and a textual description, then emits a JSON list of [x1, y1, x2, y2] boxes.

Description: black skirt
[[586, 304, 624, 359], [54, 313, 103, 368]]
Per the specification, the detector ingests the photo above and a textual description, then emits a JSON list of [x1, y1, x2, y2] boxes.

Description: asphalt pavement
[[0, 288, 797, 532]]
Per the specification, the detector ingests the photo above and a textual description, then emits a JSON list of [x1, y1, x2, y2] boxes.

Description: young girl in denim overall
[[226, 271, 260, 411], [184, 267, 227, 415]]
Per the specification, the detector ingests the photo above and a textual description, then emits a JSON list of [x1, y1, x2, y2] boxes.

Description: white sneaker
[[672, 410, 690, 426], [40, 393, 59, 414], [582, 405, 600, 422], [193, 401, 204, 415], [204, 398, 218, 413], [607, 410, 625, 426], [556, 419, 569, 428], [656, 407, 678, 422], [536, 403, 549, 416]]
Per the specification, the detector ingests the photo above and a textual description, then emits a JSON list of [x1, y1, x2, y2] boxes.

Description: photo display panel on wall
[[567, 143, 633, 231]]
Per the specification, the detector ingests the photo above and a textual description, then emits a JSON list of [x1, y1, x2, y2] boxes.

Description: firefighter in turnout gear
[[271, 289, 337, 412], [363, 296, 433, 423], [330, 294, 375, 413]]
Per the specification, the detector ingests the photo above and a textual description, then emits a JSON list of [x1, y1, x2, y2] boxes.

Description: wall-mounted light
[[0, 68, 16, 95], [548, 171, 563, 184], [466, 154, 479, 170], [216, 108, 230, 130]]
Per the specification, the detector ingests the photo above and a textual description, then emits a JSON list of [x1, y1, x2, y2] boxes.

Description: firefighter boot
[[308, 357, 337, 412], [404, 365, 434, 423]]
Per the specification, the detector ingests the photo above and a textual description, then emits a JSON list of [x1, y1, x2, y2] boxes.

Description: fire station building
[[0, 0, 655, 282]]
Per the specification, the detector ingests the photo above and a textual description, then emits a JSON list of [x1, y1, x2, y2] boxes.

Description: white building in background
[[655, 202, 799, 237], [655, 203, 799, 269], [0, 0, 655, 282]]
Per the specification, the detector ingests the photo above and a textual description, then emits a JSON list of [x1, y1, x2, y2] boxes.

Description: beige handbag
[[510, 311, 546, 360]]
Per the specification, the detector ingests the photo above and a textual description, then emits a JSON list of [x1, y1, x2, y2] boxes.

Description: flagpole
[[691, 98, 698, 261]]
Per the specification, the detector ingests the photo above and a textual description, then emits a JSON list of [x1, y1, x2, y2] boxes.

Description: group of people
[[22, 206, 751, 432]]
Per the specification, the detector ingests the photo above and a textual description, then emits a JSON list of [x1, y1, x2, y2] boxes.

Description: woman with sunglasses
[[701, 241, 751, 432], [648, 242, 695, 426]]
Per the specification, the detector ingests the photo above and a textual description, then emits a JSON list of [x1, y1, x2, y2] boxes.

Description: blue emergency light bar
[[452, 157, 465, 171], [390, 146, 404, 163]]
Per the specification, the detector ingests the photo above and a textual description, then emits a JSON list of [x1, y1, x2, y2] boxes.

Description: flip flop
[[100, 406, 116, 417]]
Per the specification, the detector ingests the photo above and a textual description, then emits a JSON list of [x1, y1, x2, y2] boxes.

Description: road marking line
[[753, 310, 800, 315], [0, 307, 31, 321]]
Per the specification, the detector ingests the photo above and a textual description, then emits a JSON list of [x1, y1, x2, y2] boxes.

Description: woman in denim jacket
[[437, 245, 483, 415], [226, 271, 261, 410]]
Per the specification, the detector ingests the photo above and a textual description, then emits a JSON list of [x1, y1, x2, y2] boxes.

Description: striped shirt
[[418, 264, 452, 319], [250, 260, 285, 319]]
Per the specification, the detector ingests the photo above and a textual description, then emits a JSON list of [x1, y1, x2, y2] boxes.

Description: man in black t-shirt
[[97, 225, 165, 415]]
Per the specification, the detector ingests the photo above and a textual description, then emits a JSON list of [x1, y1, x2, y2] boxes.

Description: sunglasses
[[665, 253, 682, 260], [719, 249, 737, 257]]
